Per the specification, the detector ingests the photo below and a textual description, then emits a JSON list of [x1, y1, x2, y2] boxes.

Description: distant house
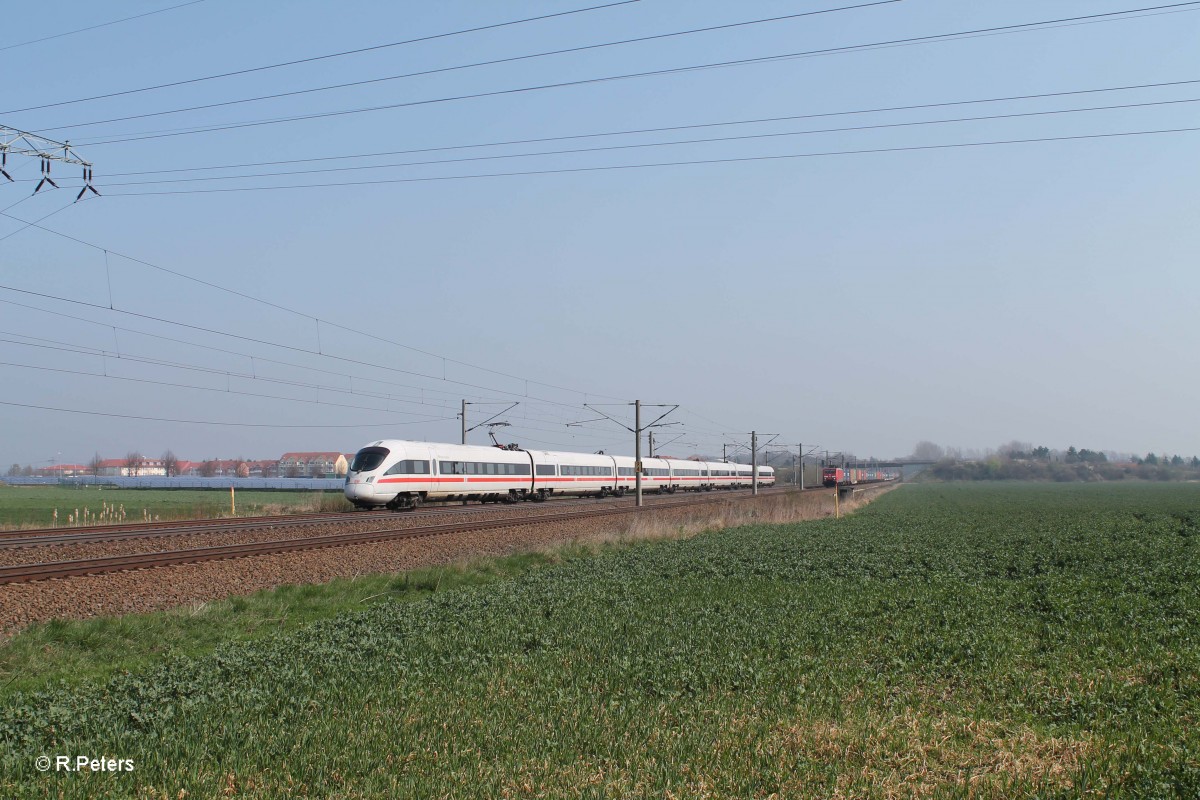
[[278, 452, 348, 478], [34, 464, 87, 477], [247, 460, 279, 477], [95, 458, 167, 477]]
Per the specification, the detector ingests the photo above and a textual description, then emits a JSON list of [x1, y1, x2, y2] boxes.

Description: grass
[[0, 490, 842, 698], [2, 483, 1198, 798], [0, 484, 352, 529], [0, 550, 604, 702]]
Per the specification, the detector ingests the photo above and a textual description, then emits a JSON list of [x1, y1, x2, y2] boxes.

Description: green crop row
[[0, 485, 351, 529], [2, 483, 1198, 798]]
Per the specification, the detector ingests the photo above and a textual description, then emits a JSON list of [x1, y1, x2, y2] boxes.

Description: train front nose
[[344, 474, 374, 502]]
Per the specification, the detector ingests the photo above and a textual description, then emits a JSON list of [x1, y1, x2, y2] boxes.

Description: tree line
[[913, 440, 1200, 482]]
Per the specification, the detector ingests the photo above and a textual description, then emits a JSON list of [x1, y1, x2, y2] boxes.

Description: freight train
[[821, 466, 899, 488], [345, 439, 775, 510]]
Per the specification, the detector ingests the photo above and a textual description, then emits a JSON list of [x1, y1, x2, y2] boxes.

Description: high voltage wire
[[86, 126, 1200, 196], [0, 324, 621, 432], [0, 1, 640, 115], [0, 340, 646, 439], [0, 281, 626, 412], [43, 96, 1198, 189], [0, 339, 618, 437], [59, 2, 1200, 147], [35, 1, 901, 132], [0, 357, 448, 419], [72, 77, 1200, 179], [0, 296, 516, 407], [0, 320, 719, 442], [0, 0, 206, 53], [0, 212, 630, 404], [0, 335, 462, 415], [0, 293, 635, 434], [0, 201, 77, 244], [0, 399, 454, 429]]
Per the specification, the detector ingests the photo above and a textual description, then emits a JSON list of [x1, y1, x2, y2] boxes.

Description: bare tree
[[286, 462, 303, 478], [910, 441, 946, 461], [124, 451, 143, 477], [309, 461, 325, 478], [6, 463, 20, 477], [162, 449, 179, 478], [199, 460, 217, 478], [88, 452, 104, 476]]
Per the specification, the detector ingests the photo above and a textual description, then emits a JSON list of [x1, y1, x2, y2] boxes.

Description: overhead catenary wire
[[0, 200, 77, 244], [0, 292, 632, 436], [0, 298, 465, 400], [84, 126, 1200, 196], [0, 281, 627, 412], [0, 213, 631, 404], [57, 1, 1200, 147], [0, 1, 641, 115], [0, 357, 454, 419], [47, 96, 1200, 189], [70, 76, 1200, 180], [0, 399, 458, 428], [0, 327, 622, 433], [0, 318, 716, 443], [0, 0, 207, 54], [34, 1, 901, 133]]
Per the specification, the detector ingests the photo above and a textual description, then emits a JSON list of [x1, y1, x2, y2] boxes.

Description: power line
[[0, 318, 700, 440], [37, 1, 901, 132], [91, 126, 1200, 196], [0, 334, 462, 415], [0, 0, 207, 54], [62, 2, 1200, 146], [0, 327, 614, 433], [0, 356, 450, 418], [57, 96, 1200, 189], [0, 200, 76, 244], [74, 76, 1200, 180], [0, 399, 456, 428], [0, 296, 618, 436], [0, 213, 630, 404], [0, 281, 620, 411], [0, 296, 504, 405], [0, 1, 639, 115]]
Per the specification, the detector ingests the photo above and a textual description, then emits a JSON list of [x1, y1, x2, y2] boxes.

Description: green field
[[3, 483, 1198, 798], [0, 484, 351, 528]]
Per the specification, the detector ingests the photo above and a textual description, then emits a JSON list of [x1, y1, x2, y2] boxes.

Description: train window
[[618, 467, 634, 476], [384, 460, 429, 475], [536, 464, 556, 476], [562, 465, 610, 476], [351, 447, 389, 472], [451, 461, 532, 476]]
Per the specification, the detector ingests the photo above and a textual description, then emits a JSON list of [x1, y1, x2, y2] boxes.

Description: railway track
[[0, 488, 797, 585], [0, 489, 791, 551]]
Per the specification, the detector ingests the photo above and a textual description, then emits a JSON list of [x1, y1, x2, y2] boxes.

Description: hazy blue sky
[[1, 0, 1197, 467]]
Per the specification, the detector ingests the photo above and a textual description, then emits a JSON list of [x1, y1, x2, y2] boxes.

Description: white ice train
[[345, 439, 775, 510]]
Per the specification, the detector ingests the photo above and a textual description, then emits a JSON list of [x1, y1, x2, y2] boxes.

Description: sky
[[0, 0, 1197, 468]]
